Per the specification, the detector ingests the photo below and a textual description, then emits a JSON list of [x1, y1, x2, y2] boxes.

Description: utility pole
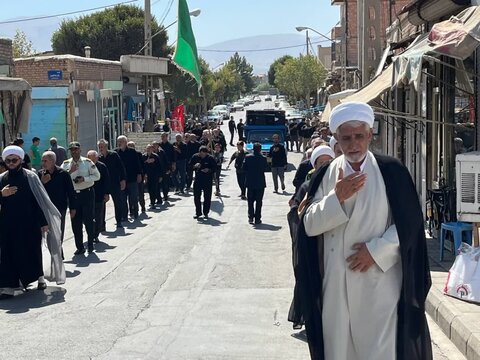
[[306, 30, 310, 56], [144, 0, 155, 131], [358, 0, 365, 88]]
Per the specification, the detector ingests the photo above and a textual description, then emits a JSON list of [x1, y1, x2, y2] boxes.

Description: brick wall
[[14, 58, 71, 86], [0, 38, 12, 66], [14, 56, 122, 86]]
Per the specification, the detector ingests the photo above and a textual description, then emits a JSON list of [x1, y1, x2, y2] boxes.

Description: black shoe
[[241, 195, 247, 200], [255, 220, 262, 225], [281, 184, 286, 191], [116, 224, 124, 229], [94, 237, 100, 243], [203, 214, 209, 219], [88, 246, 94, 254], [0, 294, 13, 300], [133, 213, 139, 219], [193, 214, 201, 219], [273, 189, 278, 193], [37, 282, 47, 291], [248, 218, 254, 224], [74, 249, 86, 256]]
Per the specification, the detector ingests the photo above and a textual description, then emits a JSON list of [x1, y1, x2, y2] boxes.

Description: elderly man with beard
[[298, 102, 432, 360], [0, 146, 65, 298], [39, 151, 76, 244]]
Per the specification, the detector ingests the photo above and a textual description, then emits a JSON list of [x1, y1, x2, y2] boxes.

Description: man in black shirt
[[227, 141, 247, 199], [98, 139, 126, 228], [116, 135, 142, 220], [237, 119, 245, 141], [189, 146, 216, 219], [39, 150, 76, 243], [269, 134, 288, 193], [243, 143, 268, 225], [87, 150, 110, 242], [228, 116, 236, 146], [128, 141, 146, 213], [185, 134, 201, 191], [160, 132, 175, 199], [173, 134, 188, 194], [142, 144, 162, 209]]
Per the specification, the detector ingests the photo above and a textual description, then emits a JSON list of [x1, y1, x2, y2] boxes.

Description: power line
[[158, 0, 174, 25], [0, 0, 139, 25], [198, 39, 331, 53]]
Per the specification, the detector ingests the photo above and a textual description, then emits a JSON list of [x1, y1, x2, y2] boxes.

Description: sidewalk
[[426, 234, 480, 360]]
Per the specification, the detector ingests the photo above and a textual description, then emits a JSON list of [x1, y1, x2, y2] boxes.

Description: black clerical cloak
[[295, 154, 432, 360], [0, 168, 48, 288]]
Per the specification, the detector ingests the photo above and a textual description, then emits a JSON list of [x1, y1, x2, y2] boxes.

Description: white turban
[[329, 101, 374, 133], [329, 136, 337, 150], [310, 145, 335, 167], [2, 145, 24, 160]]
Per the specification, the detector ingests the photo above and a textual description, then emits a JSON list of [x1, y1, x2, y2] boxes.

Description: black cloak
[[295, 154, 432, 360]]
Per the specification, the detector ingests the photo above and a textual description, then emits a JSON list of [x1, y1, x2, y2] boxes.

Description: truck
[[244, 110, 287, 165]]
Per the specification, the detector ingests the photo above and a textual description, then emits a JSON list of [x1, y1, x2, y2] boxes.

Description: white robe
[[303, 152, 402, 360]]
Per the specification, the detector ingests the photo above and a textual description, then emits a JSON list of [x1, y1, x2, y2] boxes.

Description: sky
[[0, 0, 339, 49]]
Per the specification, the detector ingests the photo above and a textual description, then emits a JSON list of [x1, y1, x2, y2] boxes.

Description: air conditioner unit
[[456, 152, 480, 223]]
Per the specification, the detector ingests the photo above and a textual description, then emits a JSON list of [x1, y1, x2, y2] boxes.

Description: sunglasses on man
[[5, 158, 20, 164]]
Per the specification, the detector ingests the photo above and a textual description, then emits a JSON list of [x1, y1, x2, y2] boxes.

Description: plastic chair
[[439, 222, 473, 261]]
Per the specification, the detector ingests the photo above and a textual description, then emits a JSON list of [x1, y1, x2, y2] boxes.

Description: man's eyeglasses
[[5, 158, 20, 164]]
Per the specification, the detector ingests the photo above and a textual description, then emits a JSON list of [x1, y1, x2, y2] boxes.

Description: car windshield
[[213, 106, 226, 110], [208, 111, 219, 116], [248, 132, 283, 144]]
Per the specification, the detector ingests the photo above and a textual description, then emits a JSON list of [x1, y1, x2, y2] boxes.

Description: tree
[[224, 52, 255, 94], [12, 29, 35, 58], [51, 5, 168, 60], [275, 55, 327, 106], [268, 55, 293, 86]]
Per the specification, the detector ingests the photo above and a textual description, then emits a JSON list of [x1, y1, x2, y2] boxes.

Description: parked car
[[264, 96, 272, 102], [212, 104, 230, 120], [232, 101, 245, 112], [207, 110, 224, 125]]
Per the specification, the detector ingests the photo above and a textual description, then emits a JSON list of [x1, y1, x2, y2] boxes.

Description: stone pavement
[[426, 232, 480, 360]]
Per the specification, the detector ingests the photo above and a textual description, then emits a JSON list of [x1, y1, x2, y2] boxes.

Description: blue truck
[[244, 110, 287, 165]]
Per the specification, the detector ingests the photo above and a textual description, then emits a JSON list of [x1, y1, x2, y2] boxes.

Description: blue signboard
[[48, 70, 63, 80]]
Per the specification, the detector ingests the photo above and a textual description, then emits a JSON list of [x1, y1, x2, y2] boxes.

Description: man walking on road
[[142, 144, 162, 209], [190, 146, 216, 220], [243, 142, 267, 225], [87, 150, 110, 243], [299, 102, 432, 360], [269, 134, 287, 193], [227, 141, 247, 199], [48, 137, 67, 166], [237, 118, 245, 141], [62, 142, 100, 255], [98, 139, 126, 229], [228, 116, 236, 146]]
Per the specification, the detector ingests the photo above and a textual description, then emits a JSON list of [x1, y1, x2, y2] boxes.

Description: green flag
[[0, 110, 4, 125], [172, 0, 202, 90]]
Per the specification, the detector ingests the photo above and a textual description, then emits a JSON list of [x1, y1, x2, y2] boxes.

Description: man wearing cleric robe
[[297, 101, 432, 360]]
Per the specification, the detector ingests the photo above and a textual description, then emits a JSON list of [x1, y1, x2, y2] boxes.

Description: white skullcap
[[2, 145, 25, 160], [310, 145, 335, 167], [329, 136, 337, 150], [329, 101, 374, 133]]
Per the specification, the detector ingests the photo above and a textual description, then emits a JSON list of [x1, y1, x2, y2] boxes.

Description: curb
[[426, 270, 480, 359]]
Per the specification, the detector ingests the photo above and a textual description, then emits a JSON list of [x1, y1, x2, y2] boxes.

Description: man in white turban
[[297, 101, 432, 359], [0, 146, 65, 299]]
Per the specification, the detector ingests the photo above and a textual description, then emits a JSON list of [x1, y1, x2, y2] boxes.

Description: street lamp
[[136, 8, 202, 55], [295, 26, 333, 42]]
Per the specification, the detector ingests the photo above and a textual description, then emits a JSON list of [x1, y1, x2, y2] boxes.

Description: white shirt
[[61, 156, 100, 191]]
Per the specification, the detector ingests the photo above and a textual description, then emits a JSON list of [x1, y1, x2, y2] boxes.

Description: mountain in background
[[198, 33, 326, 75]]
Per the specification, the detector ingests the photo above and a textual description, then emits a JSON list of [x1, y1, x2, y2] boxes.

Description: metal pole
[[306, 30, 309, 56], [144, 0, 156, 131]]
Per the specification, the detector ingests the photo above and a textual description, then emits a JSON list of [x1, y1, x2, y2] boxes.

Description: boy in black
[[189, 146, 216, 219]]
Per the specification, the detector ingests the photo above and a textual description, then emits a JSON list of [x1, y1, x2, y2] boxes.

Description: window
[[369, 6, 376, 20]]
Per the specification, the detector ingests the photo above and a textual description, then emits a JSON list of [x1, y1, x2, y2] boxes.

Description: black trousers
[[229, 131, 235, 145], [160, 174, 170, 200], [125, 181, 139, 217], [247, 187, 265, 221], [58, 208, 67, 243], [138, 180, 145, 210], [110, 186, 123, 225], [236, 171, 246, 196], [71, 187, 95, 251], [193, 180, 213, 216], [94, 201, 104, 238], [147, 175, 160, 205]]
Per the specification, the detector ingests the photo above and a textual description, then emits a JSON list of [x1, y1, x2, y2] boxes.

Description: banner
[[172, 0, 202, 90], [171, 104, 185, 133]]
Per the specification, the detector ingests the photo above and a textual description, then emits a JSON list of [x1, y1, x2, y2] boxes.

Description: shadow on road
[[253, 223, 282, 231], [94, 242, 117, 253], [198, 217, 227, 227], [104, 227, 133, 238], [211, 199, 224, 215], [0, 286, 66, 314], [66, 270, 81, 278], [291, 329, 307, 343], [64, 252, 108, 267]]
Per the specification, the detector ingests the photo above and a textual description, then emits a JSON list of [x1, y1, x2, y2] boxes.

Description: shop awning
[[321, 66, 393, 122], [394, 6, 480, 89], [0, 77, 31, 91], [320, 89, 357, 122]]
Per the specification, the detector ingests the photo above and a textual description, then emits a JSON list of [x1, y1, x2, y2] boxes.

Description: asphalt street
[[0, 100, 465, 359]]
